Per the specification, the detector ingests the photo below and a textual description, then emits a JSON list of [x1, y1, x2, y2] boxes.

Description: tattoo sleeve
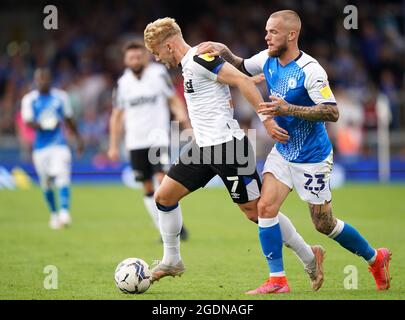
[[219, 46, 244, 71], [286, 103, 339, 122]]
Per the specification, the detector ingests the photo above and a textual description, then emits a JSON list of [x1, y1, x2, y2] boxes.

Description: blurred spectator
[[380, 69, 400, 129], [15, 110, 35, 162], [78, 108, 109, 148], [0, 0, 404, 159]]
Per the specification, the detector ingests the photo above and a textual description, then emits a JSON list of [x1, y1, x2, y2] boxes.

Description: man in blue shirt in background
[[21, 68, 83, 229]]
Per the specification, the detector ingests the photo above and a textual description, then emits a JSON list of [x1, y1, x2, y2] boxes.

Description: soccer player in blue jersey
[[197, 10, 391, 293], [21, 68, 84, 229]]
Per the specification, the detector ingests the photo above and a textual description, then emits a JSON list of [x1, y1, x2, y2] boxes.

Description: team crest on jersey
[[288, 77, 297, 89], [184, 79, 194, 93]]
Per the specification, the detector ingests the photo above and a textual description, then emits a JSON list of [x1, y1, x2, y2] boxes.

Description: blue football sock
[[258, 217, 285, 275], [59, 186, 70, 211], [43, 189, 57, 214], [331, 219, 376, 262]]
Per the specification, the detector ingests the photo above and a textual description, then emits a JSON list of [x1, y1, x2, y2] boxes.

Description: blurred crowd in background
[[0, 0, 404, 163]]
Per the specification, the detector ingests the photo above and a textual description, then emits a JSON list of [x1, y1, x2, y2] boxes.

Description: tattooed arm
[[196, 42, 244, 71], [279, 103, 339, 122], [258, 95, 339, 122]]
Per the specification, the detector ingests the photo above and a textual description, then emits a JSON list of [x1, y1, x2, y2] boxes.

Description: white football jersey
[[180, 47, 245, 147], [114, 63, 174, 150]]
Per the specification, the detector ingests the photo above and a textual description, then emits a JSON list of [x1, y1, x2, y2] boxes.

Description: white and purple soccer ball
[[114, 258, 152, 294]]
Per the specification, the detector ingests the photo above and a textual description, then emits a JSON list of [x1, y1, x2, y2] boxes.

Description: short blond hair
[[144, 17, 182, 51], [270, 10, 301, 31]]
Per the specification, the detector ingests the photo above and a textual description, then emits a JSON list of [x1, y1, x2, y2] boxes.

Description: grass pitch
[[0, 183, 404, 300]]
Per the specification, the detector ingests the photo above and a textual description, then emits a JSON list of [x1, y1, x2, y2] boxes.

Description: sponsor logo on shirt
[[129, 95, 158, 107], [268, 68, 274, 77]]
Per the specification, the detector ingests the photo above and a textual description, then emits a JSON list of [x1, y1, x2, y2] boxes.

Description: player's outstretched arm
[[258, 95, 339, 122], [217, 62, 263, 111], [107, 108, 124, 161], [64, 118, 84, 156], [197, 42, 244, 71], [217, 63, 289, 143]]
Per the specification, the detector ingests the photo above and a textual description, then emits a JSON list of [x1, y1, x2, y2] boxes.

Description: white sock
[[59, 208, 70, 216], [157, 203, 183, 266], [278, 212, 315, 266], [367, 251, 378, 265], [143, 195, 160, 230]]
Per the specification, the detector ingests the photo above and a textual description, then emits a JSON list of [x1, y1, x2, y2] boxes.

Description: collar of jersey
[[126, 67, 148, 81], [277, 50, 303, 68], [180, 47, 196, 67]]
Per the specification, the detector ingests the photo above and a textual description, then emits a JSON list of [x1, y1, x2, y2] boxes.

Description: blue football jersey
[[243, 50, 336, 163], [21, 88, 73, 150]]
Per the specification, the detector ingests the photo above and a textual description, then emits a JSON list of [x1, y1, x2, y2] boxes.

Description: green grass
[[0, 184, 404, 300]]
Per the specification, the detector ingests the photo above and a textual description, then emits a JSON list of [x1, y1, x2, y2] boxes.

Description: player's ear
[[288, 31, 297, 41]]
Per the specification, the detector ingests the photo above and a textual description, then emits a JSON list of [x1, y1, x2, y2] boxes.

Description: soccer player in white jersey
[[197, 10, 391, 293], [21, 68, 83, 229], [108, 40, 190, 240], [144, 17, 327, 290]]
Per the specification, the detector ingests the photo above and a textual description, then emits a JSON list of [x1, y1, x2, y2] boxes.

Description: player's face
[[150, 43, 177, 69], [34, 70, 51, 92], [265, 17, 289, 57], [124, 48, 148, 75]]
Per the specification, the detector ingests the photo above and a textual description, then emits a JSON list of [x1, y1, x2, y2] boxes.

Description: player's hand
[[251, 73, 265, 84], [258, 95, 289, 117], [196, 41, 225, 57], [263, 118, 290, 144], [107, 147, 120, 162]]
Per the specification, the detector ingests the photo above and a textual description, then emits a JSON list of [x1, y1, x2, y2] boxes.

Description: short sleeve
[[242, 49, 268, 76], [21, 94, 34, 122], [193, 54, 225, 81], [113, 84, 125, 109], [60, 91, 74, 118], [304, 63, 336, 105]]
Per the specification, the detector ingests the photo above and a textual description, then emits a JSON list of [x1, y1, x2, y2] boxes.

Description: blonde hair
[[270, 10, 301, 31], [144, 17, 182, 51]]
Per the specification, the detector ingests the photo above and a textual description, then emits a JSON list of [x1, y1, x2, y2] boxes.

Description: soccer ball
[[114, 258, 152, 294]]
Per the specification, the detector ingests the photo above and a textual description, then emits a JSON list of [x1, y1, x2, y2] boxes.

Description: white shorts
[[32, 145, 72, 188], [263, 147, 333, 205]]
